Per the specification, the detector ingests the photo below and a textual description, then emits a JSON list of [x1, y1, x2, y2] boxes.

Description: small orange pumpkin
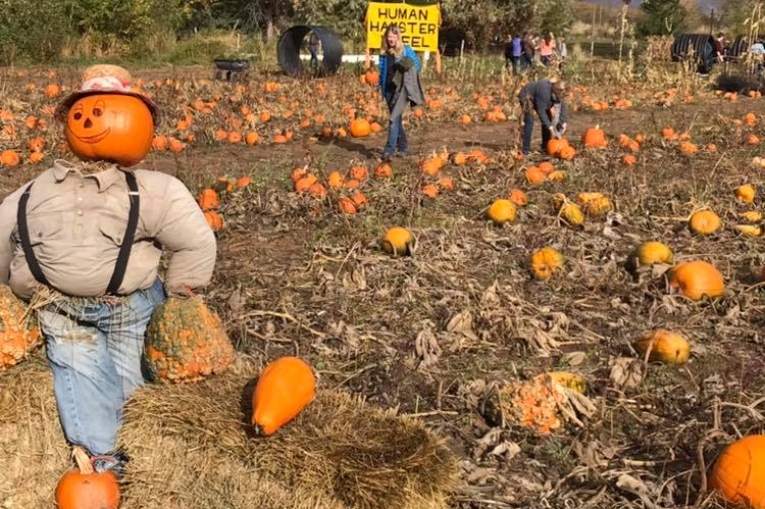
[[198, 189, 220, 211], [203, 210, 224, 232], [349, 118, 371, 138], [689, 209, 721, 235], [582, 126, 607, 148], [64, 94, 154, 167], [251, 356, 316, 436], [55, 455, 120, 509]]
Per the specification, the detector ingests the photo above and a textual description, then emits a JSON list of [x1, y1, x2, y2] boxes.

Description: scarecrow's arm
[[153, 176, 217, 296], [0, 186, 25, 285]]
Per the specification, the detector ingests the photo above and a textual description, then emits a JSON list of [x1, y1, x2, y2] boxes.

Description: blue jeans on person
[[39, 278, 166, 457], [383, 90, 408, 158], [521, 108, 554, 155]]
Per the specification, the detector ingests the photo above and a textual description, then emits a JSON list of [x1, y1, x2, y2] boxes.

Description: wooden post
[[435, 49, 441, 74], [590, 7, 596, 57]]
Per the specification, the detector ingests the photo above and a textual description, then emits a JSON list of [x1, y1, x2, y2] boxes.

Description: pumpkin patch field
[[3, 63, 765, 509]]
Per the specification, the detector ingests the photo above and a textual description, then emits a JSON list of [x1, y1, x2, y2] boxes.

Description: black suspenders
[[16, 171, 140, 295]]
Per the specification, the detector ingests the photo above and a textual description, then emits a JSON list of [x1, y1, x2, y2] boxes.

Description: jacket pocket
[[99, 216, 128, 246], [27, 213, 63, 246]]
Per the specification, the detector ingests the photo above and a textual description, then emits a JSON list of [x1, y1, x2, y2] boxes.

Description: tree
[[637, 0, 687, 35], [719, 0, 764, 37], [538, 0, 575, 36]]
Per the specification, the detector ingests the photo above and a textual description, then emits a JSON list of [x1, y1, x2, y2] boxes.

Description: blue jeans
[[384, 90, 408, 157], [39, 278, 166, 456], [521, 108, 548, 155]]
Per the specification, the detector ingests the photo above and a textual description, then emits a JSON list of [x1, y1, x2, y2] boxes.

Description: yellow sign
[[365, 2, 440, 52]]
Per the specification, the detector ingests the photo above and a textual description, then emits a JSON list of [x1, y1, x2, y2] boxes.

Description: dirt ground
[[2, 65, 765, 508]]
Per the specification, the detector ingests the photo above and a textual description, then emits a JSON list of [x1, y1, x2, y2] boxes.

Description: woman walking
[[378, 25, 424, 160]]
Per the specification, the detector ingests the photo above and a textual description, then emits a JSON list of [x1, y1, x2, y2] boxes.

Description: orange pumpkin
[[349, 118, 371, 138], [203, 210, 224, 232], [709, 435, 765, 508], [668, 260, 724, 301], [251, 356, 316, 436], [546, 138, 569, 156], [197, 189, 220, 211], [55, 460, 120, 509], [689, 210, 721, 236], [0, 284, 42, 369], [64, 94, 154, 167], [582, 126, 608, 148], [145, 297, 235, 383]]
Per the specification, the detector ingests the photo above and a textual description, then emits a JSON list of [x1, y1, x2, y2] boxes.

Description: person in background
[[539, 32, 556, 67], [309, 31, 321, 69], [511, 33, 523, 75], [377, 24, 424, 161], [504, 35, 514, 70], [518, 77, 569, 155], [714, 32, 726, 63], [521, 32, 535, 71]]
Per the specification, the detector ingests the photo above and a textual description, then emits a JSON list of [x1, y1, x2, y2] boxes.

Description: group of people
[[376, 25, 568, 160], [504, 32, 568, 74]]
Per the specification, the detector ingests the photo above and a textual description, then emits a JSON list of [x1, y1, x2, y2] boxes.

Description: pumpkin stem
[[72, 446, 95, 475], [251, 423, 267, 437]]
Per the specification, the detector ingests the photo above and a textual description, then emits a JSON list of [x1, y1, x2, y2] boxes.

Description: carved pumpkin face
[[64, 94, 154, 167]]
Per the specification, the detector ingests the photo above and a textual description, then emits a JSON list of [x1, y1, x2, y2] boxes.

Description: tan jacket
[[0, 160, 217, 300]]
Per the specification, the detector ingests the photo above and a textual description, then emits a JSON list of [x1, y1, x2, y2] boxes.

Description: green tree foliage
[[638, 0, 687, 36], [291, 0, 369, 41], [0, 0, 73, 63], [438, 0, 572, 50], [719, 0, 765, 37]]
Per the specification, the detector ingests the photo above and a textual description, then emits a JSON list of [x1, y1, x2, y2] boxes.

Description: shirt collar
[[52, 159, 125, 192]]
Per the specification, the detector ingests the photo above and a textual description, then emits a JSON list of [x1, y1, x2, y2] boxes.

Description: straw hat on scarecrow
[[54, 64, 160, 124]]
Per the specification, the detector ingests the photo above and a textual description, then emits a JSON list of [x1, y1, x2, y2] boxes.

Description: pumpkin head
[[251, 356, 316, 436], [710, 435, 765, 508], [64, 94, 154, 167]]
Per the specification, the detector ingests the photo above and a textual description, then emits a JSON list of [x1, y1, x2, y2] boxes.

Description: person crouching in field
[[518, 77, 569, 155], [0, 64, 217, 475], [378, 25, 425, 161]]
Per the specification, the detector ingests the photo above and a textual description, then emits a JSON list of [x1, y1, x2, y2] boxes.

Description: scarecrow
[[0, 64, 217, 474]]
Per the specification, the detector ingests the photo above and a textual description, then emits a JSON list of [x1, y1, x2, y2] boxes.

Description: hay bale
[[0, 353, 69, 509], [119, 359, 458, 509]]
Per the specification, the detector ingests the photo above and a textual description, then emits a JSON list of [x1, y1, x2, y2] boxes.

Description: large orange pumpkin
[[145, 297, 235, 383], [709, 435, 765, 508], [251, 356, 316, 436], [668, 260, 724, 300], [0, 284, 41, 369], [64, 94, 154, 167]]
